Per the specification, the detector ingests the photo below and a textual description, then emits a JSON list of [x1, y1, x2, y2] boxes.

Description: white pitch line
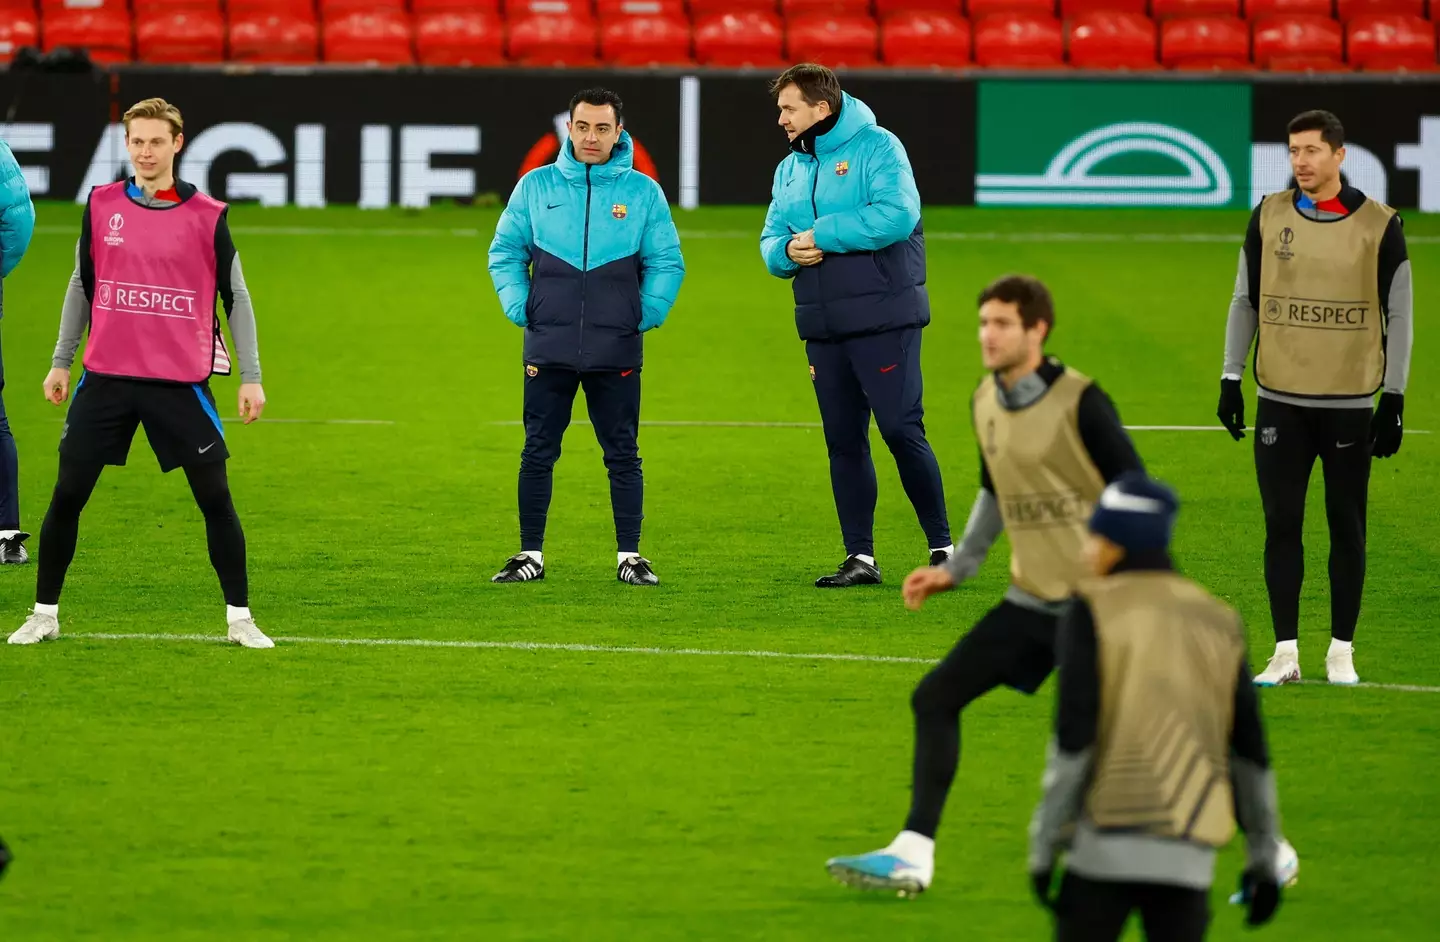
[[487, 420, 1432, 434], [59, 632, 1440, 694], [31, 226, 1440, 245]]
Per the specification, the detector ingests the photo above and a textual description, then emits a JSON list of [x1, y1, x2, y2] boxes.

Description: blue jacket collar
[[808, 93, 874, 157], [556, 130, 634, 184]]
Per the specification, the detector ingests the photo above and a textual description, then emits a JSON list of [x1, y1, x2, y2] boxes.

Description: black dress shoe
[[815, 555, 882, 588]]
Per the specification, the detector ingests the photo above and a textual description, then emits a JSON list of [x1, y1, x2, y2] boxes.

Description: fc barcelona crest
[[525, 364, 539, 377], [612, 203, 627, 219], [835, 161, 849, 176], [1260, 427, 1277, 446]]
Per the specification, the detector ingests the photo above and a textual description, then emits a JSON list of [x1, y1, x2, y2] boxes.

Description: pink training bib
[[84, 182, 231, 384]]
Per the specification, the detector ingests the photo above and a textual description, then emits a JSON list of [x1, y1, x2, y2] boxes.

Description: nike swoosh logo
[[546, 203, 562, 209], [1337, 442, 1355, 449], [621, 370, 635, 377], [880, 364, 898, 373], [199, 443, 215, 453]]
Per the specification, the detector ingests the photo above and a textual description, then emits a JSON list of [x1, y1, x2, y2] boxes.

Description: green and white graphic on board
[[976, 82, 1252, 208]]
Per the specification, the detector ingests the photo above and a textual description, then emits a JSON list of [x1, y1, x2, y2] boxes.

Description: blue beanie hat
[[1089, 471, 1180, 553]]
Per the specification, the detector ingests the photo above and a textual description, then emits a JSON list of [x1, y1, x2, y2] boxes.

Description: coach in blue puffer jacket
[[760, 65, 951, 589], [488, 88, 684, 588]]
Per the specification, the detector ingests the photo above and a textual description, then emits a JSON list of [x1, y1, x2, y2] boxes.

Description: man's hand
[[42, 367, 70, 405], [1240, 867, 1281, 926], [1218, 378, 1246, 440], [787, 230, 823, 267], [238, 383, 266, 425], [902, 566, 956, 611], [1029, 865, 1058, 911], [1371, 392, 1404, 458]]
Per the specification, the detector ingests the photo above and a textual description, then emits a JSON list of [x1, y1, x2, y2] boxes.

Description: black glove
[[1030, 866, 1058, 911], [0, 833, 10, 881], [1218, 378, 1246, 441], [1239, 867, 1281, 926], [1371, 392, 1404, 459]]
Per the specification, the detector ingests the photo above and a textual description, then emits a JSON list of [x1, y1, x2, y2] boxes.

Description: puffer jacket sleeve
[[760, 160, 799, 278], [488, 174, 536, 327], [0, 142, 35, 278], [812, 130, 920, 254], [639, 180, 685, 332]]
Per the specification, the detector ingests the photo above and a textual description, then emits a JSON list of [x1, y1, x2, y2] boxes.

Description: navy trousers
[[806, 327, 950, 558], [518, 365, 643, 554], [0, 325, 18, 531]]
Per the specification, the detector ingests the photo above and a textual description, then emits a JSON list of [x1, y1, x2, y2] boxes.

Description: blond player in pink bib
[[8, 98, 272, 649]]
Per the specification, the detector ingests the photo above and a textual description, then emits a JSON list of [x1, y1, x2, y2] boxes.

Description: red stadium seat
[[228, 0, 317, 17], [1068, 10, 1158, 67], [136, 8, 224, 61], [786, 12, 880, 65], [42, 8, 133, 62], [507, 13, 598, 64], [0, 9, 38, 62], [783, 0, 872, 15], [228, 9, 319, 61], [505, 0, 593, 18], [414, 10, 504, 63], [1151, 0, 1240, 17], [876, 0, 962, 15], [600, 13, 691, 63], [133, 0, 221, 13], [973, 12, 1065, 65], [40, 0, 126, 11], [412, 0, 501, 11], [1060, 0, 1146, 14], [693, 10, 784, 65], [322, 9, 413, 62], [595, 0, 684, 17], [1347, 12, 1436, 68], [689, 0, 777, 16], [1160, 14, 1250, 65], [881, 9, 971, 66], [968, 0, 1054, 16], [321, 0, 406, 17], [1244, 0, 1333, 18], [1252, 14, 1344, 67], [1337, 0, 1425, 16]]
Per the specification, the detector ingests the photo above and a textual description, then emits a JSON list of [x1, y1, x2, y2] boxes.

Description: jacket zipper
[[579, 165, 592, 360], [809, 153, 822, 304]]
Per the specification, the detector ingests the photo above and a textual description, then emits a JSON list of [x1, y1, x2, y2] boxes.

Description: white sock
[[930, 544, 955, 556], [619, 552, 639, 565], [521, 550, 543, 565], [1328, 638, 1354, 655], [887, 830, 935, 867], [1275, 640, 1298, 657], [854, 554, 876, 566], [34, 602, 58, 618], [227, 605, 252, 624]]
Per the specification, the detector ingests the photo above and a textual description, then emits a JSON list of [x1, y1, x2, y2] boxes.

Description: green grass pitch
[[1, 202, 1437, 940]]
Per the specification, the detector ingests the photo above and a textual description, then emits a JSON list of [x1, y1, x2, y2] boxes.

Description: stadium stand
[[8, 0, 1436, 68]]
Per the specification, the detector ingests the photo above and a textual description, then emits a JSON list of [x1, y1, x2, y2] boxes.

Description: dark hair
[[1286, 109, 1344, 150], [769, 63, 842, 113], [570, 88, 624, 125], [978, 275, 1055, 333]]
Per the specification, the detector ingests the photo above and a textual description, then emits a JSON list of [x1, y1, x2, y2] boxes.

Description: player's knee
[[877, 418, 922, 451], [519, 444, 561, 473], [911, 673, 952, 718]]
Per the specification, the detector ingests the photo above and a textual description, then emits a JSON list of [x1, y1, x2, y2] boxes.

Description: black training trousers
[[1054, 873, 1211, 942], [1253, 396, 1372, 644]]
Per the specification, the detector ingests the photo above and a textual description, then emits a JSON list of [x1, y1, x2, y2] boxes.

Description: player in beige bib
[[1029, 473, 1290, 939], [826, 275, 1144, 897], [1216, 110, 1413, 688]]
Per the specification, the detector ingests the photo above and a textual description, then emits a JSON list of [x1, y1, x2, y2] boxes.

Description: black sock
[[184, 463, 248, 608], [36, 459, 106, 605]]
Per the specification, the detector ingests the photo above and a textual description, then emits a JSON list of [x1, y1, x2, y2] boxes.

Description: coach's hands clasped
[[903, 566, 956, 611], [787, 230, 823, 267]]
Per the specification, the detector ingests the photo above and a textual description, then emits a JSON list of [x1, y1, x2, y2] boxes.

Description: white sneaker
[[8, 611, 60, 645], [1326, 647, 1359, 685], [825, 831, 935, 897], [1254, 651, 1301, 687], [227, 617, 274, 649]]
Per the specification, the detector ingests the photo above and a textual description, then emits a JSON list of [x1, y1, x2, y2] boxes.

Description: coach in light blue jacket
[[0, 138, 36, 565], [487, 87, 684, 588], [761, 64, 951, 589]]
